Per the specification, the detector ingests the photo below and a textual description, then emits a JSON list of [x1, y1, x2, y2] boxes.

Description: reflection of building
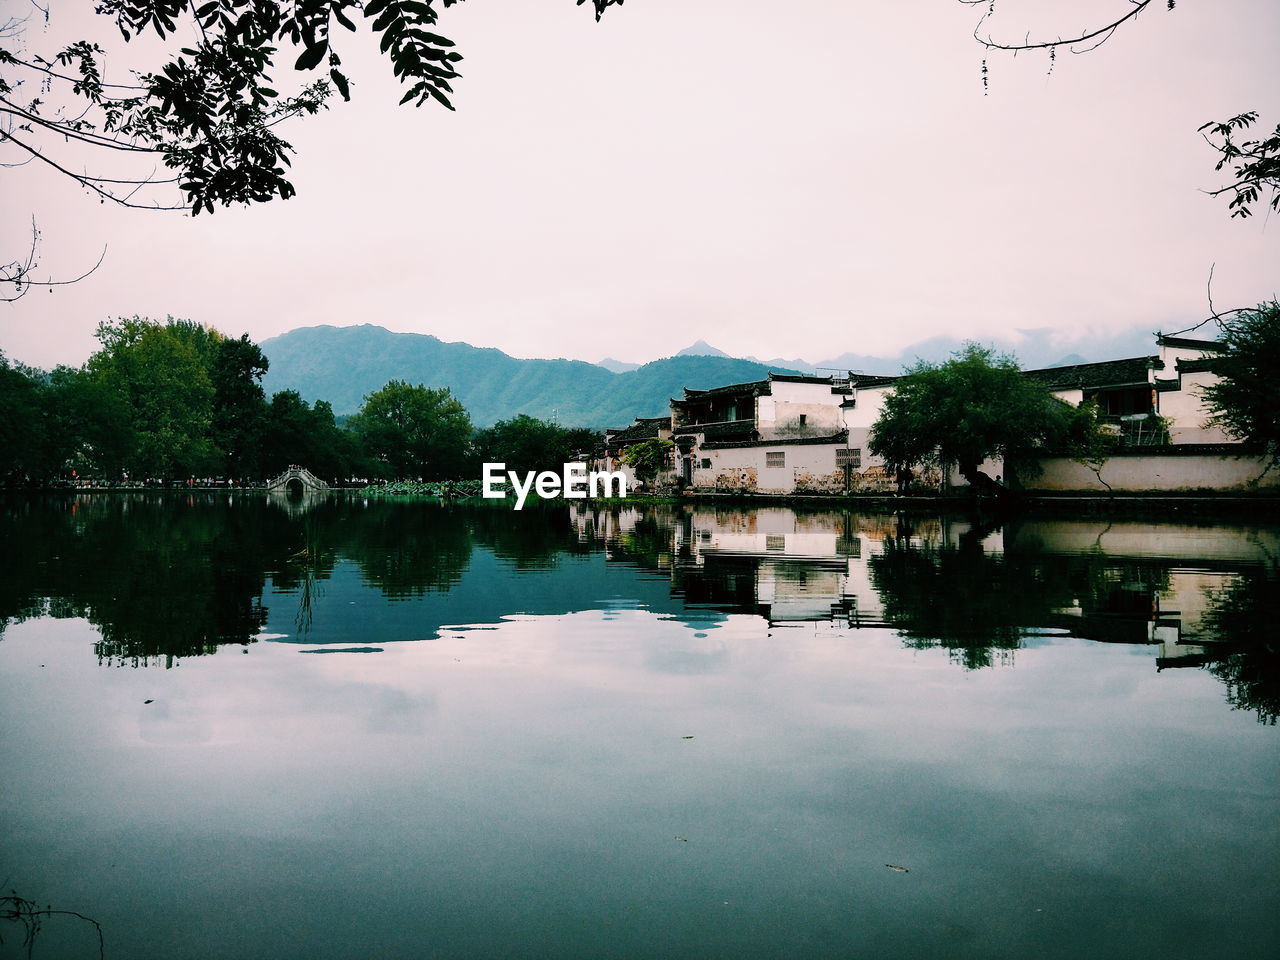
[[1009, 520, 1280, 668], [573, 504, 1277, 676], [684, 508, 866, 623]]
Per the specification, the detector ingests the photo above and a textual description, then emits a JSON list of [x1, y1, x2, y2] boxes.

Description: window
[[836, 448, 861, 468], [799, 414, 807, 426], [765, 535, 786, 552], [700, 458, 711, 469], [766, 451, 785, 468]]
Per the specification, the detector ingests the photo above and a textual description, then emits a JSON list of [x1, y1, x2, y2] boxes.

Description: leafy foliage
[[1200, 301, 1280, 464], [349, 379, 472, 479], [621, 437, 674, 482], [1199, 113, 1280, 219], [87, 317, 221, 477], [473, 415, 601, 476], [868, 343, 1077, 482], [211, 334, 270, 477], [0, 0, 622, 215], [1200, 570, 1280, 725], [263, 390, 360, 479]]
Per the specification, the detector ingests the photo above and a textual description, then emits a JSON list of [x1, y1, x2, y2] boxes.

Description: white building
[[669, 372, 921, 495]]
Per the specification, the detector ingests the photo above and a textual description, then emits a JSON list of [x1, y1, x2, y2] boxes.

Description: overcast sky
[[1, 0, 1276, 370]]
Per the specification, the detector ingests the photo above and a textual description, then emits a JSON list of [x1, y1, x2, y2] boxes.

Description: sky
[[1, 0, 1277, 371]]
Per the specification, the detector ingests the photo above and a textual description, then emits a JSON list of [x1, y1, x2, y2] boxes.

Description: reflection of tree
[[341, 502, 472, 596], [867, 525, 1194, 668], [870, 538, 1031, 667], [610, 513, 679, 571], [869, 528, 1094, 668], [1200, 572, 1280, 725], [468, 504, 593, 569], [271, 514, 340, 634], [672, 556, 760, 616], [0, 496, 302, 666]]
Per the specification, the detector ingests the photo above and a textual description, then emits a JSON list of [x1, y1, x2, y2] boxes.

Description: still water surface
[[1, 495, 1277, 959]]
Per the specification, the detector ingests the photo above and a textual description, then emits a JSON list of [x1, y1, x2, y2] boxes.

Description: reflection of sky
[[2, 607, 1277, 960]]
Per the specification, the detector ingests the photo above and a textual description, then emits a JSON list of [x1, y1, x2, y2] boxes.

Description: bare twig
[[0, 132, 185, 209], [963, 0, 1156, 55], [2, 217, 108, 303], [0, 890, 105, 960]]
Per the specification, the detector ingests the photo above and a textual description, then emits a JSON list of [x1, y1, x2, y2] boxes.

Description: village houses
[[599, 333, 1276, 495]]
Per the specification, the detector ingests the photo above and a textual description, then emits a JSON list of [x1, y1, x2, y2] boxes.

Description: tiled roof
[[702, 431, 849, 451], [769, 373, 847, 385], [677, 379, 771, 401], [606, 416, 669, 445], [1156, 335, 1225, 352], [1025, 356, 1158, 391], [672, 419, 757, 440], [847, 373, 899, 389], [1176, 358, 1219, 374]]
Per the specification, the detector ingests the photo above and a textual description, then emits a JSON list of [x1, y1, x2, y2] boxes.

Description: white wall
[[1159, 370, 1232, 444], [1028, 453, 1278, 492], [755, 381, 844, 440]]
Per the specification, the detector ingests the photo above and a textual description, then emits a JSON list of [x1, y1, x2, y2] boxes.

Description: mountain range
[[260, 325, 804, 428], [260, 324, 1163, 428]]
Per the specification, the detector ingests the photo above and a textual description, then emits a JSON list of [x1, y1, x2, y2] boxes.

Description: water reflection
[[1, 494, 1277, 723]]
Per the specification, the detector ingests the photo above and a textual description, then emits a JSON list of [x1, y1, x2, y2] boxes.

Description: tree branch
[[964, 0, 1156, 55]]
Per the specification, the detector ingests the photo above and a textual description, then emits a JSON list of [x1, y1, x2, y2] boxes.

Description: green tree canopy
[[87, 316, 220, 477], [620, 438, 674, 483], [868, 343, 1077, 486], [473, 415, 601, 477], [0, 352, 46, 480], [263, 390, 360, 480], [350, 380, 472, 480], [1201, 301, 1280, 465], [212, 334, 270, 479]]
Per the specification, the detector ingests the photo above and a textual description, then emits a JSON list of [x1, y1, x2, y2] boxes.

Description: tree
[[472, 415, 600, 477], [960, 0, 1278, 219], [263, 390, 360, 479], [350, 380, 472, 479], [868, 343, 1077, 490], [86, 316, 220, 477], [0, 351, 46, 481], [1200, 301, 1280, 465], [0, 0, 621, 217], [620, 438, 673, 484], [211, 334, 270, 479]]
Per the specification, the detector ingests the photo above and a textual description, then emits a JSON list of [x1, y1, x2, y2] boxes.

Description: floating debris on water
[[885, 864, 909, 873]]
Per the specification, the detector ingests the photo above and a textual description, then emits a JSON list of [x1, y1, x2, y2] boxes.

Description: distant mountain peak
[[1046, 353, 1089, 369], [676, 340, 730, 359], [597, 356, 641, 374]]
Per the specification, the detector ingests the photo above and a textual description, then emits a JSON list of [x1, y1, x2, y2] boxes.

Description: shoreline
[[6, 485, 1280, 515]]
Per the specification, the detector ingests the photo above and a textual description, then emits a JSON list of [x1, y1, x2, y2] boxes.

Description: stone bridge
[[266, 465, 330, 494]]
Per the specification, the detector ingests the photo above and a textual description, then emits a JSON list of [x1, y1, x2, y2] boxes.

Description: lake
[[1, 494, 1277, 960]]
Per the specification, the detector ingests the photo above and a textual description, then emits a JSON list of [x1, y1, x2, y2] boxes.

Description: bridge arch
[[266, 465, 330, 494]]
